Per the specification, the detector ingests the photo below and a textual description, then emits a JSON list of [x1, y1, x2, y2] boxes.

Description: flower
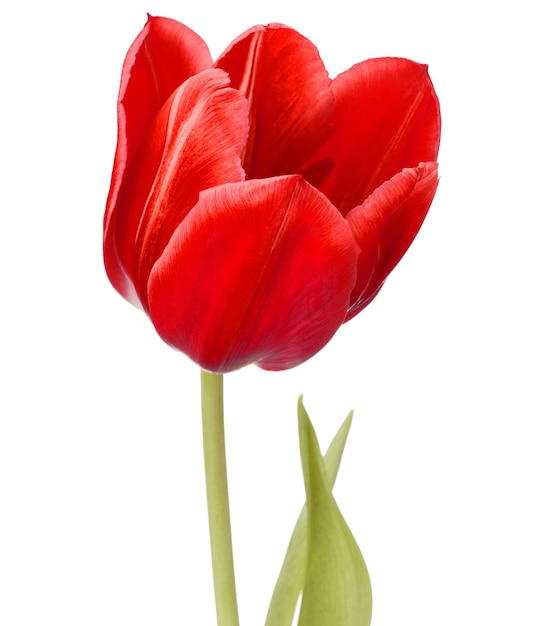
[[104, 16, 441, 373]]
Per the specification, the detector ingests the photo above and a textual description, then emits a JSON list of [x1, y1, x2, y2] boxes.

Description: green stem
[[201, 370, 240, 626]]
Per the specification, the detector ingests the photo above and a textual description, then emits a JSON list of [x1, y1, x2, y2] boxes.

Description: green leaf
[[297, 397, 372, 626], [265, 403, 353, 626], [265, 398, 371, 626]]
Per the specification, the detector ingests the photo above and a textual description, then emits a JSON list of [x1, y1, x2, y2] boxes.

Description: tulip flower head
[[104, 16, 441, 373]]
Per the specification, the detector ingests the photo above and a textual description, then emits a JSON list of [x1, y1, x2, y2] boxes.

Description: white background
[[1, 0, 542, 624]]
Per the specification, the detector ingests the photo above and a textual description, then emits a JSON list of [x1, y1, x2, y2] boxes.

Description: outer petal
[[104, 16, 212, 302], [112, 69, 249, 308], [304, 58, 440, 215], [147, 176, 360, 372], [345, 162, 439, 320], [215, 24, 333, 179]]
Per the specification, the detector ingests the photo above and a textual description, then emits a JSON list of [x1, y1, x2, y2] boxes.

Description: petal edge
[[346, 162, 439, 319]]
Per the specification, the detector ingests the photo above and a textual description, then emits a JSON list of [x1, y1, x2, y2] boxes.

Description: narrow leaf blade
[[298, 398, 372, 626], [265, 402, 354, 626]]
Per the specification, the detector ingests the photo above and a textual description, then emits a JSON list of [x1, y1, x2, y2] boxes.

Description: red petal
[[345, 162, 439, 320], [305, 58, 440, 215], [147, 176, 359, 372], [215, 25, 333, 179], [104, 16, 212, 302], [112, 69, 248, 308]]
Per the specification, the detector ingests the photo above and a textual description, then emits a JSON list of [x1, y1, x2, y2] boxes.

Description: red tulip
[[104, 16, 441, 373]]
